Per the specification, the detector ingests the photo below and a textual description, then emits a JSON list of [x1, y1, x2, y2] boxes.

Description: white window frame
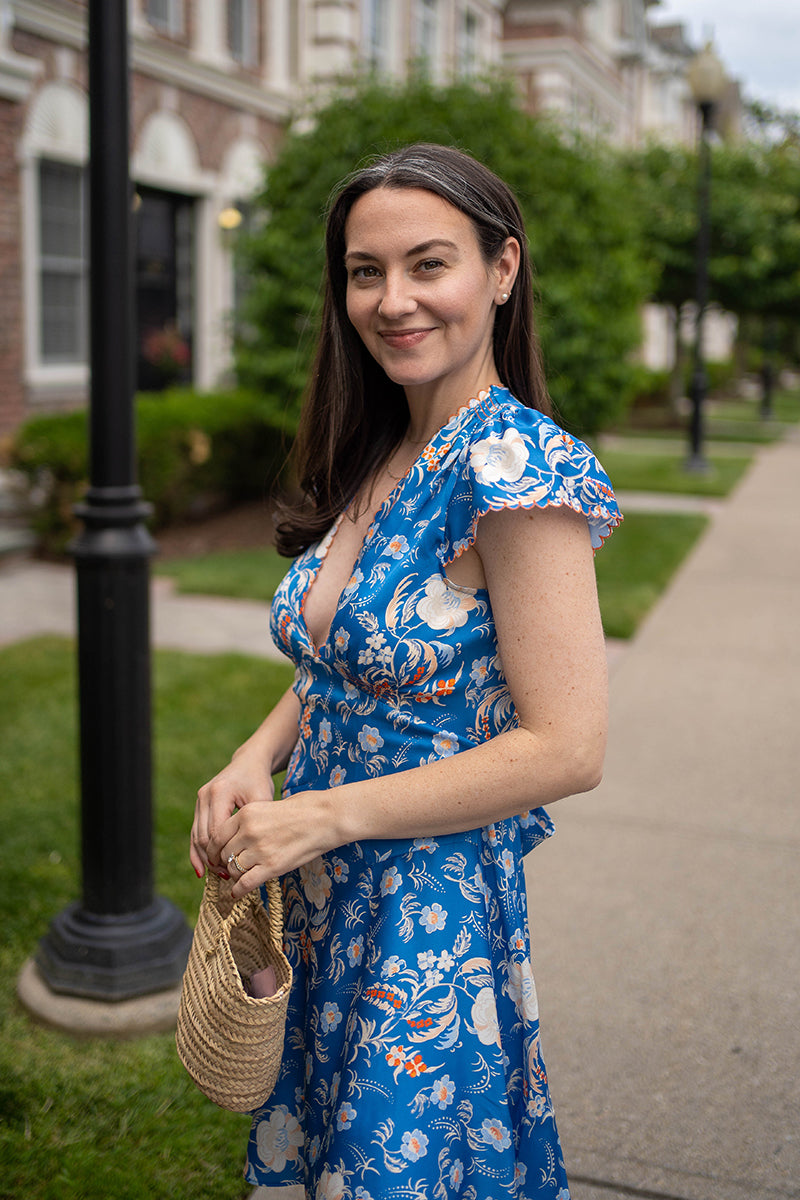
[[20, 82, 90, 391], [457, 6, 479, 77], [228, 0, 259, 67], [414, 0, 438, 70], [362, 0, 390, 72], [38, 159, 89, 367], [145, 0, 184, 37]]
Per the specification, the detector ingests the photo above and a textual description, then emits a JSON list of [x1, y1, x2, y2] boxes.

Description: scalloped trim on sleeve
[[443, 396, 622, 563]]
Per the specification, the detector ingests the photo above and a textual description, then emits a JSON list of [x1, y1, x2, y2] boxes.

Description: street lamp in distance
[[685, 41, 728, 472]]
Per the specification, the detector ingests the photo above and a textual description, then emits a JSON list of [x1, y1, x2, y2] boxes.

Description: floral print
[[246, 387, 621, 1197]]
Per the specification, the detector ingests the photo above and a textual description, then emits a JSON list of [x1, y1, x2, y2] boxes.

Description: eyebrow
[[344, 238, 459, 262]]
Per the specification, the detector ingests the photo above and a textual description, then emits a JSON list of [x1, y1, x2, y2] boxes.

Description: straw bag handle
[[205, 873, 285, 947]]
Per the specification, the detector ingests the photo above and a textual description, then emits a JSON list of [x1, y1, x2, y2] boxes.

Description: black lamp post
[[35, 0, 192, 1001], [685, 41, 728, 472]]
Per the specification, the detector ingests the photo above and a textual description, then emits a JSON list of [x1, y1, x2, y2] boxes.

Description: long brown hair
[[275, 143, 550, 557]]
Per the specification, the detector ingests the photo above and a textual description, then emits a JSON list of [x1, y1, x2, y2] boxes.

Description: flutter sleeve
[[440, 395, 622, 565]]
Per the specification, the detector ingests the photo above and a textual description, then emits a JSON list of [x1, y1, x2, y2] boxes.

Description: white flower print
[[255, 1105, 303, 1173], [329, 765, 347, 787], [358, 631, 393, 668], [319, 717, 332, 745], [539, 424, 588, 472], [470, 428, 528, 484], [316, 1167, 346, 1200], [506, 958, 539, 1023], [415, 575, 478, 631], [471, 986, 501, 1047], [299, 856, 332, 910]]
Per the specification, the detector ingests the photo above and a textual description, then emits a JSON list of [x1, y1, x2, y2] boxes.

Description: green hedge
[[10, 388, 289, 553]]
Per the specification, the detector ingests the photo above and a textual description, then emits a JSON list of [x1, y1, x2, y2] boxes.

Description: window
[[458, 8, 479, 77], [145, 0, 183, 37], [228, 0, 259, 67], [363, 0, 390, 72], [414, 0, 438, 70], [39, 161, 88, 364]]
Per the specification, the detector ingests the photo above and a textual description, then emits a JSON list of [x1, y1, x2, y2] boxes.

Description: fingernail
[[219, 871, 230, 880], [195, 867, 204, 878]]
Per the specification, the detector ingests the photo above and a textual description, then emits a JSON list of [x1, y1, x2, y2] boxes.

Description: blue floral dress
[[245, 386, 621, 1199]]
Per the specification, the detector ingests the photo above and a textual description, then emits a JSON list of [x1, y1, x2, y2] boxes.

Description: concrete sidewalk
[[0, 559, 286, 660], [526, 429, 800, 1199], [2, 439, 798, 1199]]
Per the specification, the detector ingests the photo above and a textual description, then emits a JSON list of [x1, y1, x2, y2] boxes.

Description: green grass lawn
[[595, 511, 708, 639], [0, 638, 295, 1200], [597, 449, 751, 496], [154, 544, 288, 603]]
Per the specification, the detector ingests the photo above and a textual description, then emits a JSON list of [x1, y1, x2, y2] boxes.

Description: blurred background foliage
[[9, 73, 800, 550], [233, 73, 654, 439]]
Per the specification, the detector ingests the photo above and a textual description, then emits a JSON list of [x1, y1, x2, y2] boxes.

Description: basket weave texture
[[176, 873, 292, 1112]]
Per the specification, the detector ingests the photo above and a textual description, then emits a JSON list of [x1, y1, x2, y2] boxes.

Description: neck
[[403, 374, 501, 445]]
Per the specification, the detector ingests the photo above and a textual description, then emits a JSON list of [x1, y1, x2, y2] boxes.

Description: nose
[[378, 270, 417, 320]]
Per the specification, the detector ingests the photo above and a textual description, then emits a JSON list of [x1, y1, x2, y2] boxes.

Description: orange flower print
[[404, 1053, 428, 1078]]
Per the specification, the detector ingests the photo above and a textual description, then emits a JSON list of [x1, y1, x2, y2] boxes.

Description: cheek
[[345, 290, 371, 336]]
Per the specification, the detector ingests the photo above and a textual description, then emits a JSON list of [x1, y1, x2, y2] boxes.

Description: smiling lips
[[378, 328, 434, 349]]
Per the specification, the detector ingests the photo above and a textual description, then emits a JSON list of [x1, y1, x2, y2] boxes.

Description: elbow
[[564, 736, 606, 796]]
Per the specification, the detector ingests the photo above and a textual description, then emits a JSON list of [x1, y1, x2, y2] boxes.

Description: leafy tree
[[624, 139, 800, 368], [234, 75, 651, 437]]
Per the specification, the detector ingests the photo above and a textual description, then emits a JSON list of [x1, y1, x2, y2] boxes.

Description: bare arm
[[207, 504, 609, 896]]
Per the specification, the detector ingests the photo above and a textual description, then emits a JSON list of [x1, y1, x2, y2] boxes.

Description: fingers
[[189, 763, 277, 878]]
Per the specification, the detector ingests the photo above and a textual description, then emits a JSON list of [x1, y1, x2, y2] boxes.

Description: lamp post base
[[684, 451, 711, 474], [17, 958, 184, 1037], [35, 896, 192, 1002]]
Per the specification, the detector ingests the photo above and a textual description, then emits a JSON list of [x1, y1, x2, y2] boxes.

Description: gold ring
[[227, 852, 245, 873]]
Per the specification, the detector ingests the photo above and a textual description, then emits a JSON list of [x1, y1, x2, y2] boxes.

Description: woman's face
[[344, 186, 518, 412]]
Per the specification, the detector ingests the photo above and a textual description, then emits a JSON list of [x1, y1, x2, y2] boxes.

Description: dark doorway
[[135, 187, 194, 391]]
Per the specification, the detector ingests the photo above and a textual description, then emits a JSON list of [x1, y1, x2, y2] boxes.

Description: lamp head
[[687, 41, 728, 106]]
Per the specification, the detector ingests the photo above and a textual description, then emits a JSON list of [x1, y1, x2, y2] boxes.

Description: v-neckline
[[298, 388, 499, 658]]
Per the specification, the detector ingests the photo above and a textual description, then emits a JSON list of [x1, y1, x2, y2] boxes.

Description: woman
[[191, 143, 621, 1199]]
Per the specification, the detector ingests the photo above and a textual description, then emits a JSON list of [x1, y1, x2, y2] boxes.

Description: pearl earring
[[501, 293, 509, 302]]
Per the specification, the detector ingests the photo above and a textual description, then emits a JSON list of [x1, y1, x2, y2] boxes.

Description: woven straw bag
[[176, 872, 292, 1112]]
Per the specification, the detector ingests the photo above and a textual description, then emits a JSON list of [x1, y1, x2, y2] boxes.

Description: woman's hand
[[190, 748, 277, 879], [189, 685, 303, 879], [206, 790, 340, 899]]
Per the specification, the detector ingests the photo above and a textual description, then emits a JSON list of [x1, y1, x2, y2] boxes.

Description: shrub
[[10, 388, 288, 553], [235, 74, 653, 438]]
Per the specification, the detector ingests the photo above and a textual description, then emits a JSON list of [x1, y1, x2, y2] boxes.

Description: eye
[[417, 258, 445, 274], [350, 264, 381, 281]]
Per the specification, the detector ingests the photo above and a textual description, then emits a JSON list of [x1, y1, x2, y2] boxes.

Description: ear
[[494, 237, 521, 304]]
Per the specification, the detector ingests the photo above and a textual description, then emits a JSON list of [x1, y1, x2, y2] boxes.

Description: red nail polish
[[220, 871, 230, 880]]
